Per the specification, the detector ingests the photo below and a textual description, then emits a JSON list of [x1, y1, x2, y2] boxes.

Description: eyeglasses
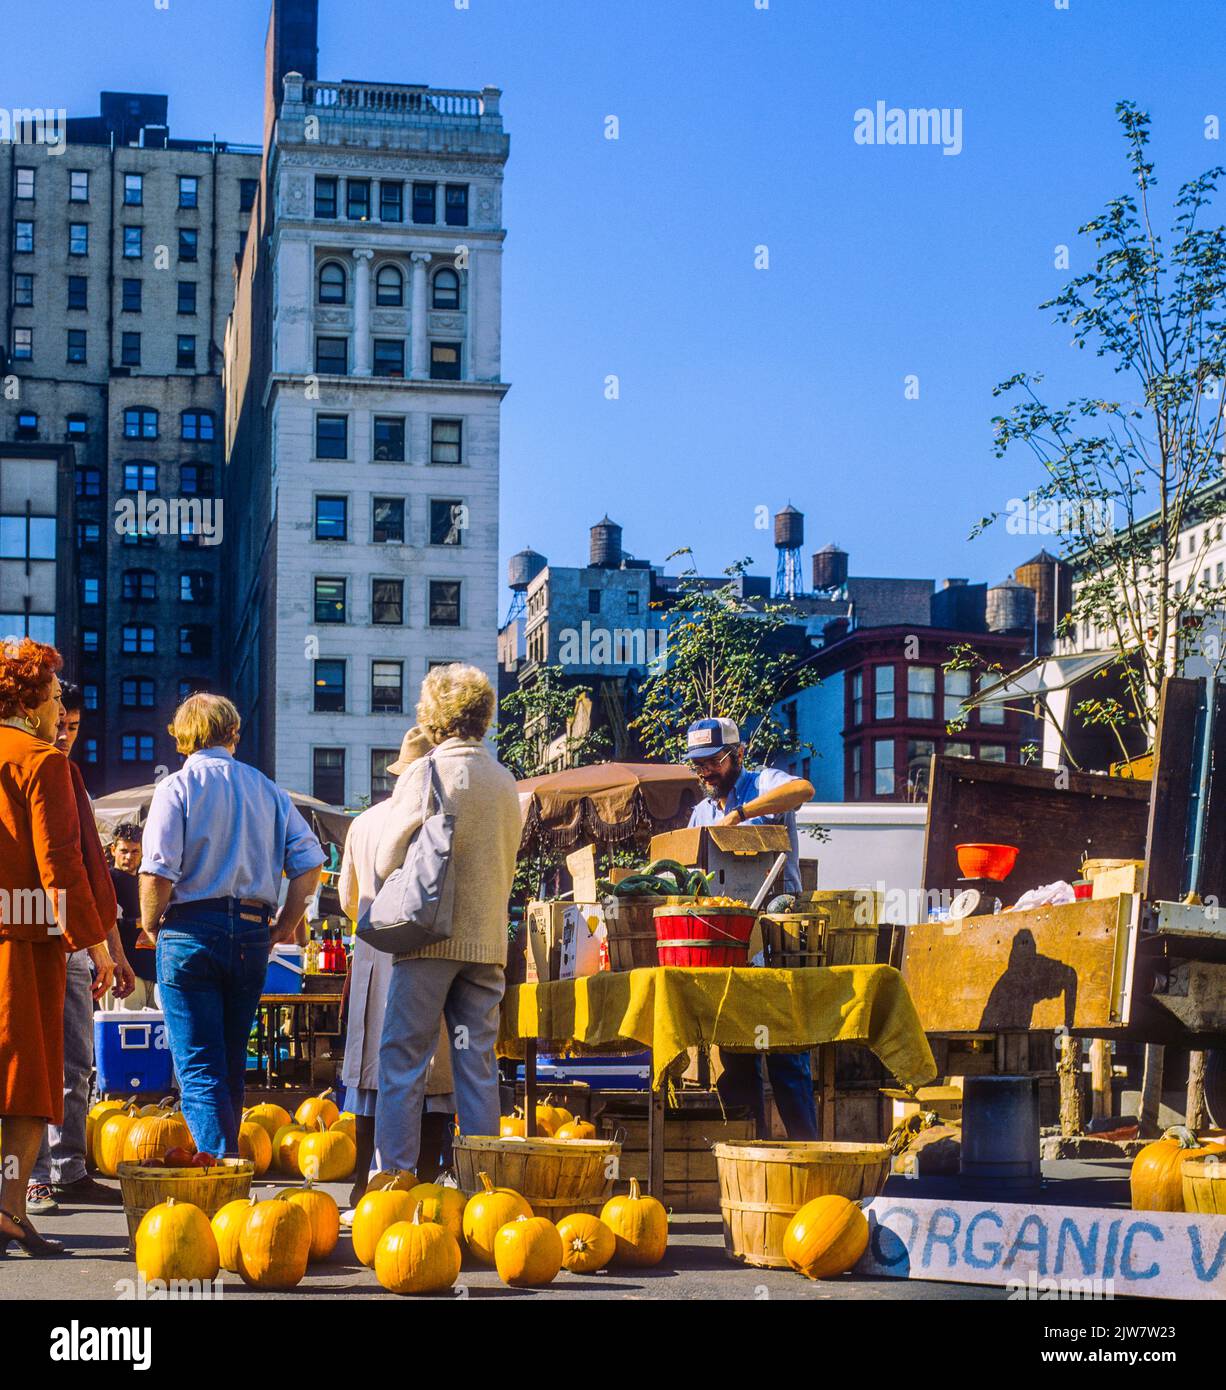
[[689, 749, 732, 772]]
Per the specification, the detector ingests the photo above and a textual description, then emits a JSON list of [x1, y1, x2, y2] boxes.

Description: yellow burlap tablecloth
[[498, 964, 937, 1092]]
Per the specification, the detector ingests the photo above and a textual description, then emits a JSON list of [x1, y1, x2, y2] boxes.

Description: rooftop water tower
[[774, 505, 805, 599], [504, 546, 547, 625]]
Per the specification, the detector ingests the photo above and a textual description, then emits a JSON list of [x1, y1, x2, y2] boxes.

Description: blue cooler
[[264, 945, 304, 994], [94, 1010, 174, 1095]]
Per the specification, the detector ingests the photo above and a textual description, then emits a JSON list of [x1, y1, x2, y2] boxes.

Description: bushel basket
[[116, 1158, 255, 1248], [452, 1134, 621, 1220], [654, 904, 755, 967]]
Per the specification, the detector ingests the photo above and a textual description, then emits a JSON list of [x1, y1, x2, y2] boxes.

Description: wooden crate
[[597, 1108, 754, 1213]]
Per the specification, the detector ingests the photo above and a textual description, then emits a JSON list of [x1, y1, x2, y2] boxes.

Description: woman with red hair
[[0, 638, 114, 1256]]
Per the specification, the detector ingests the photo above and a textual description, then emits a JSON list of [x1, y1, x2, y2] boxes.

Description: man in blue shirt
[[686, 717, 818, 1140]]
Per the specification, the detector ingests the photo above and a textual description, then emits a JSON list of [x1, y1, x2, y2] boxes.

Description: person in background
[[338, 725, 455, 1211], [28, 681, 129, 1215], [139, 694, 325, 1158], [102, 823, 158, 1011], [685, 717, 819, 1141], [372, 666, 521, 1175], [0, 640, 115, 1255]]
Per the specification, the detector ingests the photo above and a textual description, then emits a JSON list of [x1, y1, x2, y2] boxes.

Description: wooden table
[[253, 992, 343, 1088]]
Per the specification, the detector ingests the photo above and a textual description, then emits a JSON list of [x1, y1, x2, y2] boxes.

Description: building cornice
[[260, 372, 510, 409]]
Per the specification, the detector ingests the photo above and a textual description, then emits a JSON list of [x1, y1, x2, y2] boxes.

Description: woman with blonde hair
[[372, 664, 521, 1174]]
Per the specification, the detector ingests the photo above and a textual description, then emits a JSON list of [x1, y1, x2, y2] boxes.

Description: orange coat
[[0, 727, 115, 1121]]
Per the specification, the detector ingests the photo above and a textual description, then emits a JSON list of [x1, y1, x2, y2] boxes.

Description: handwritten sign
[[856, 1197, 1226, 1300]]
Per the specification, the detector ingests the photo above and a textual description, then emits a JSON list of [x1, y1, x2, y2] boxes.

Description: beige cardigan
[[374, 737, 521, 967]]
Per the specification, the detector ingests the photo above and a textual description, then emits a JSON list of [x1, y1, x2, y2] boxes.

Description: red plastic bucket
[[653, 906, 756, 967]]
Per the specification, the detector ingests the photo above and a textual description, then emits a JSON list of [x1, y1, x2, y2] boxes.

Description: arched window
[[122, 568, 156, 602], [318, 261, 347, 304], [375, 264, 403, 307], [432, 267, 460, 310]]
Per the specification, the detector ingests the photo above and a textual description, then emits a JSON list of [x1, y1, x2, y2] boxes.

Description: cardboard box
[[648, 824, 791, 903], [1091, 862, 1145, 899], [526, 901, 568, 983], [558, 904, 607, 980]]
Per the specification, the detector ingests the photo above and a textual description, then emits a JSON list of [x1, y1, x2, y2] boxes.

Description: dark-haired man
[[104, 824, 159, 1010]]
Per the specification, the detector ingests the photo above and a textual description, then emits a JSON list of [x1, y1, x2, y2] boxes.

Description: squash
[[557, 1212, 615, 1273], [408, 1182, 467, 1243], [499, 1109, 526, 1138], [243, 1103, 292, 1143], [279, 1181, 340, 1261], [138, 1095, 181, 1118], [238, 1121, 273, 1177], [366, 1168, 418, 1193], [534, 1095, 573, 1137], [554, 1118, 597, 1142], [236, 1199, 312, 1290], [86, 1097, 133, 1167], [272, 1122, 308, 1174], [782, 1194, 869, 1280], [601, 1178, 668, 1267], [329, 1112, 357, 1141], [375, 1202, 462, 1295], [96, 1107, 141, 1176], [298, 1122, 356, 1182], [212, 1197, 258, 1273], [461, 1171, 533, 1265], [494, 1214, 563, 1287], [135, 1198, 220, 1284], [352, 1189, 416, 1267], [295, 1089, 340, 1131], [122, 1113, 195, 1166], [1131, 1126, 1226, 1211]]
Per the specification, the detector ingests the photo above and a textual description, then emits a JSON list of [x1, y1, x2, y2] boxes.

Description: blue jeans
[[156, 907, 269, 1157], [717, 1049, 819, 1141]]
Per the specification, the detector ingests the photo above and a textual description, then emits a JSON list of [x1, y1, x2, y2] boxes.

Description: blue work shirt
[[140, 747, 326, 908], [688, 765, 803, 894]]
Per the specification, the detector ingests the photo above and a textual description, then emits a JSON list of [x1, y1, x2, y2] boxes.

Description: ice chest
[[94, 1011, 174, 1095], [263, 945, 304, 994], [648, 824, 792, 903]]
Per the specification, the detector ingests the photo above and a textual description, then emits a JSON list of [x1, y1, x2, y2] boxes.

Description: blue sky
[[4, 0, 1225, 597]]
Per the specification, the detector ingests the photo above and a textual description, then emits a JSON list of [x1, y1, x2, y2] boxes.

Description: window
[[67, 275, 87, 310], [82, 629, 99, 655], [122, 278, 142, 312], [874, 739, 895, 796], [123, 462, 157, 493], [315, 336, 348, 375], [945, 741, 972, 759], [178, 678, 208, 704], [908, 665, 936, 720], [121, 733, 155, 763], [315, 415, 347, 459], [850, 745, 863, 797], [125, 407, 158, 438], [178, 175, 199, 209], [430, 342, 461, 381], [373, 498, 405, 544], [179, 624, 212, 657], [372, 660, 403, 713], [12, 327, 31, 360], [375, 264, 403, 306], [314, 577, 347, 624], [178, 228, 198, 261], [374, 416, 405, 462], [15, 167, 34, 199], [122, 525, 156, 548], [314, 177, 338, 219], [313, 747, 345, 804], [81, 577, 100, 606], [430, 418, 462, 464], [587, 587, 601, 615], [444, 184, 469, 227], [314, 495, 347, 541], [346, 179, 371, 220], [13, 273, 32, 306], [379, 180, 403, 222], [432, 267, 460, 310], [124, 173, 143, 206], [181, 409, 213, 441], [69, 223, 88, 256], [82, 738, 98, 765], [176, 335, 196, 368], [906, 740, 935, 797], [178, 281, 197, 314], [239, 178, 258, 212], [978, 673, 1005, 725], [122, 624, 155, 654], [944, 668, 971, 722], [15, 411, 37, 439], [76, 466, 101, 498], [373, 339, 405, 377], [318, 261, 346, 304], [371, 749, 398, 801], [121, 332, 141, 367], [0, 516, 54, 559], [14, 221, 33, 253], [122, 569, 156, 602], [313, 660, 346, 713], [372, 578, 404, 625], [874, 665, 894, 720], [412, 182, 436, 224], [979, 745, 1007, 762], [851, 670, 864, 725], [67, 329, 87, 364], [77, 521, 100, 548], [180, 572, 212, 604], [428, 500, 463, 546], [429, 580, 461, 627], [123, 226, 142, 258], [122, 677, 155, 709], [70, 170, 89, 201], [181, 463, 214, 495]]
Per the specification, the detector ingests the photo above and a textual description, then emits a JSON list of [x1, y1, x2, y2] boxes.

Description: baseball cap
[[387, 725, 434, 775], [686, 717, 740, 760]]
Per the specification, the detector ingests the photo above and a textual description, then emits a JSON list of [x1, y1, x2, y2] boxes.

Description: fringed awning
[[517, 762, 703, 854]]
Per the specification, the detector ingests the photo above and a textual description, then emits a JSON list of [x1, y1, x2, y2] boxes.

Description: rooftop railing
[[297, 79, 499, 124]]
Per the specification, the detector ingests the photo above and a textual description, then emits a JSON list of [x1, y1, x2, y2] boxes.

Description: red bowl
[[955, 843, 1019, 882]]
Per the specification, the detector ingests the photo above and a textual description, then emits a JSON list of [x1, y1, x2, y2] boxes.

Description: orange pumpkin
[[134, 1198, 219, 1283], [494, 1214, 563, 1287], [122, 1112, 196, 1166], [557, 1212, 615, 1273], [238, 1121, 273, 1176], [279, 1181, 340, 1261], [236, 1199, 311, 1290], [212, 1197, 258, 1273], [366, 1169, 418, 1193], [554, 1117, 597, 1141], [295, 1089, 340, 1131], [375, 1203, 462, 1296], [95, 1105, 140, 1175], [297, 1122, 356, 1182], [461, 1172, 532, 1264], [600, 1178, 668, 1267], [1131, 1127, 1226, 1211], [407, 1183, 467, 1243], [243, 1103, 292, 1143], [352, 1189, 416, 1267], [272, 1122, 308, 1174], [782, 1195, 869, 1280], [534, 1095, 573, 1136], [499, 1109, 526, 1138]]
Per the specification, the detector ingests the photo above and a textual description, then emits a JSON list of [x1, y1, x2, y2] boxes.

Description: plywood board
[[901, 897, 1128, 1033]]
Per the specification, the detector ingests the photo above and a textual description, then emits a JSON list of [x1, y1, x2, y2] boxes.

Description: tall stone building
[[0, 94, 260, 790], [225, 0, 510, 804]]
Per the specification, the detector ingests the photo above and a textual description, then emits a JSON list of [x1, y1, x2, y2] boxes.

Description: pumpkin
[[367, 1169, 418, 1193], [557, 1212, 615, 1273], [375, 1203, 462, 1296], [494, 1214, 563, 1287], [782, 1194, 869, 1280], [330, 1112, 357, 1141], [122, 1113, 195, 1166], [298, 1122, 356, 1182], [295, 1089, 340, 1131], [138, 1095, 181, 1117], [272, 1122, 308, 1174], [535, 1095, 573, 1137], [554, 1118, 597, 1142], [352, 1189, 416, 1267], [212, 1197, 258, 1273], [1131, 1127, 1226, 1211], [236, 1199, 312, 1290], [87, 1097, 132, 1166], [238, 1121, 273, 1176], [408, 1183, 467, 1243], [96, 1107, 141, 1176], [601, 1178, 668, 1267], [243, 1103, 292, 1142], [461, 1172, 533, 1265], [134, 1198, 220, 1284], [499, 1109, 526, 1138], [279, 1181, 340, 1261]]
